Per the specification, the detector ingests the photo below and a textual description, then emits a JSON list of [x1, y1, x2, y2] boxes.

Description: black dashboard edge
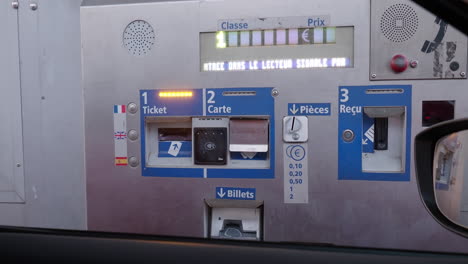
[[2, 226, 468, 263]]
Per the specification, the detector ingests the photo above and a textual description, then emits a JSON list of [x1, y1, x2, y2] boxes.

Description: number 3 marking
[[340, 88, 349, 103]]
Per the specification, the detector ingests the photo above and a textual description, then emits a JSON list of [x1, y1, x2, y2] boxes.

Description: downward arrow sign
[[362, 138, 368, 145], [290, 104, 299, 115], [217, 188, 226, 198]]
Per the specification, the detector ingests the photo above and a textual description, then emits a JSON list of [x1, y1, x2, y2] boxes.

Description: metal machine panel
[[0, 0, 87, 230], [81, 0, 468, 253], [0, 1, 25, 203], [370, 0, 467, 80]]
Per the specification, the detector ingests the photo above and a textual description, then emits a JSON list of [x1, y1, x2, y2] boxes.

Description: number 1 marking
[[142, 92, 148, 105]]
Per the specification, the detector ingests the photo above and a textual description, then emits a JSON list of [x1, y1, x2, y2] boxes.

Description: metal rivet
[[16, 163, 21, 167], [272, 89, 279, 97], [371, 74, 377, 78], [128, 157, 139, 167], [409, 60, 418, 68], [29, 2, 38, 10], [41, 96, 45, 100], [127, 102, 138, 114], [128, 130, 139, 141], [461, 72, 466, 77], [12, 1, 19, 9]]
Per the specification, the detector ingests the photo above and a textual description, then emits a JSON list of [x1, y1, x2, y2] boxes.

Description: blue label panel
[[158, 141, 192, 158], [216, 187, 256, 200], [140, 87, 275, 179], [206, 88, 273, 116], [288, 103, 331, 116], [140, 89, 203, 117], [338, 85, 411, 181]]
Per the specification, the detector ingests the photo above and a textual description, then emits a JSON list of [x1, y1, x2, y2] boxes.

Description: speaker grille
[[380, 3, 418, 43], [123, 20, 155, 56]]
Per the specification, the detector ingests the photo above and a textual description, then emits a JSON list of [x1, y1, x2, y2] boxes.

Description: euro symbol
[[289, 145, 306, 161], [301, 29, 310, 43]]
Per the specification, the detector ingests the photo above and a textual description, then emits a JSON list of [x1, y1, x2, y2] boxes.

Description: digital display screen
[[200, 26, 354, 72], [216, 27, 336, 48]]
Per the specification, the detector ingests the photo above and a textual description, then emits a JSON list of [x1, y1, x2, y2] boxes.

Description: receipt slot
[[362, 107, 405, 173], [338, 85, 411, 181]]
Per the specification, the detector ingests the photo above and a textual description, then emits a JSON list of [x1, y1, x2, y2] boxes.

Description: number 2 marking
[[207, 90, 215, 104]]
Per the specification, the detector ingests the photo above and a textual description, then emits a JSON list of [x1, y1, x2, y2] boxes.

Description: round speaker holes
[[380, 4, 418, 43], [123, 20, 155, 57]]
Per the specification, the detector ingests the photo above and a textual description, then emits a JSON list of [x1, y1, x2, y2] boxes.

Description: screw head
[[461, 72, 466, 77], [128, 130, 139, 141], [271, 89, 279, 97], [292, 133, 300, 140], [16, 163, 21, 167], [128, 102, 138, 114], [30, 2, 38, 10], [409, 60, 418, 68], [11, 2, 19, 9], [449, 61, 460, 71], [371, 74, 377, 78], [129, 157, 139, 167]]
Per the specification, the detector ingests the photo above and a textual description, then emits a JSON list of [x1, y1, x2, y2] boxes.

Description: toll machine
[[81, 0, 468, 246]]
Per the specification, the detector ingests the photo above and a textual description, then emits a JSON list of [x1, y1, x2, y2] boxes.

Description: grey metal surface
[[82, 0, 185, 6], [0, 0, 25, 203], [81, 0, 468, 253], [0, 0, 87, 230], [370, 0, 467, 80]]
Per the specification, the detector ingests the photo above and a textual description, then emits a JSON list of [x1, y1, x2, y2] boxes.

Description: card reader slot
[[229, 119, 269, 152]]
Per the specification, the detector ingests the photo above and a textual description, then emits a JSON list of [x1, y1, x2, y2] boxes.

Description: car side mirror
[[415, 118, 468, 238]]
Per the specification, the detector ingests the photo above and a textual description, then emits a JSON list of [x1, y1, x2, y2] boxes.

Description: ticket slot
[[145, 117, 193, 166]]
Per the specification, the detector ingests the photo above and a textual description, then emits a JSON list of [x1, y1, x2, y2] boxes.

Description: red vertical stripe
[[121, 105, 126, 113]]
